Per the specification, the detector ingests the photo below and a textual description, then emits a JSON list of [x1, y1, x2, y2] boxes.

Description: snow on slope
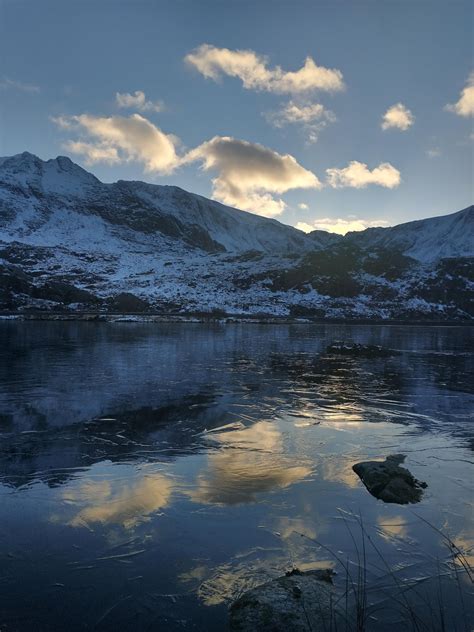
[[346, 206, 474, 262], [0, 152, 315, 255], [0, 152, 472, 319], [126, 181, 314, 253], [2, 152, 472, 261]]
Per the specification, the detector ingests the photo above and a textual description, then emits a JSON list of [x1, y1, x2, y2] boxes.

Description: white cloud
[[63, 141, 121, 165], [298, 202, 309, 210], [54, 113, 321, 217], [326, 160, 401, 189], [0, 76, 40, 93], [53, 113, 180, 173], [426, 147, 441, 158], [185, 136, 321, 217], [116, 90, 164, 113], [185, 44, 344, 94], [296, 216, 391, 235], [445, 72, 474, 117], [269, 101, 334, 125], [265, 100, 336, 143], [381, 103, 414, 131]]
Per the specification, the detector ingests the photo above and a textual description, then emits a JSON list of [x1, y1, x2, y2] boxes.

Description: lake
[[0, 322, 473, 631]]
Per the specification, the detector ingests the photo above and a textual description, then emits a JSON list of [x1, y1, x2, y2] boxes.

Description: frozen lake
[[0, 322, 473, 630]]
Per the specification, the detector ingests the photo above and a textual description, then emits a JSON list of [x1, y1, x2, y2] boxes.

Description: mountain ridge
[[0, 152, 472, 319]]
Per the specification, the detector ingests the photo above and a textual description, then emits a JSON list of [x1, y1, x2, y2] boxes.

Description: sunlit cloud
[[326, 160, 401, 189], [116, 90, 164, 113], [298, 202, 309, 210], [185, 44, 345, 94], [53, 113, 180, 173], [185, 136, 322, 217], [265, 100, 336, 143], [0, 76, 40, 93], [62, 471, 173, 529], [445, 72, 474, 117], [188, 421, 312, 504], [296, 216, 391, 235], [64, 141, 121, 164], [381, 103, 414, 131], [53, 110, 321, 216]]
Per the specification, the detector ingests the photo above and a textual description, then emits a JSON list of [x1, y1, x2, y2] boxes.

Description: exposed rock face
[[353, 454, 427, 504], [1, 153, 473, 318], [229, 569, 342, 632]]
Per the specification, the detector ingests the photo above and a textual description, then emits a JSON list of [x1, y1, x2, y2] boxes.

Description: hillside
[[0, 152, 473, 319]]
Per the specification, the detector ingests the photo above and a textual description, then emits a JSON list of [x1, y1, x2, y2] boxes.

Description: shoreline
[[0, 311, 472, 326]]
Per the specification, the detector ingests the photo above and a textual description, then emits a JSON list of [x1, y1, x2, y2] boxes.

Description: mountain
[[345, 207, 474, 262], [0, 152, 473, 320]]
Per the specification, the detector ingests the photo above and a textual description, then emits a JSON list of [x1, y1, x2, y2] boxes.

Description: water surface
[[0, 322, 473, 630]]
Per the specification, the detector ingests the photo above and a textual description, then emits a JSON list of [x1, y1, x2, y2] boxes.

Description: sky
[[0, 0, 472, 233]]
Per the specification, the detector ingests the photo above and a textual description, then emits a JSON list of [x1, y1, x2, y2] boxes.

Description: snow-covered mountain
[[0, 152, 473, 320], [0, 152, 315, 254], [345, 206, 474, 262]]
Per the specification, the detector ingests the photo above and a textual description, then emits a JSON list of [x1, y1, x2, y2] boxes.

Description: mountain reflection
[[0, 323, 472, 493]]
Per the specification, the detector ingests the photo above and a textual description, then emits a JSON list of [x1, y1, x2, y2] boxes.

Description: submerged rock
[[229, 568, 342, 631], [353, 454, 427, 504], [327, 342, 399, 357]]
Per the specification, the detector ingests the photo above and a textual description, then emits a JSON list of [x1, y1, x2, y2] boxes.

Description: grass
[[292, 510, 474, 632]]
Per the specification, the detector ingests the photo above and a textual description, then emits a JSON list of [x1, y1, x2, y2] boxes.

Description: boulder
[[353, 454, 427, 504], [327, 342, 399, 357], [229, 569, 342, 632]]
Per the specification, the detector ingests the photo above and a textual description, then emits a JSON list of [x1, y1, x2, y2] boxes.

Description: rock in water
[[326, 342, 399, 357], [229, 569, 342, 631], [353, 454, 427, 504]]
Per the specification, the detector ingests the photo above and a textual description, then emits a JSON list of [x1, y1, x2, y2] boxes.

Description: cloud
[[54, 112, 320, 217], [116, 90, 164, 113], [265, 100, 336, 143], [63, 141, 121, 164], [53, 113, 180, 173], [326, 160, 401, 189], [381, 103, 415, 131], [185, 44, 344, 94], [298, 202, 309, 210], [296, 216, 391, 235], [445, 72, 474, 117], [185, 136, 321, 217], [0, 76, 40, 93], [426, 147, 441, 158]]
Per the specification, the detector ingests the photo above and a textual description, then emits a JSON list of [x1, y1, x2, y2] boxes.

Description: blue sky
[[0, 0, 472, 233]]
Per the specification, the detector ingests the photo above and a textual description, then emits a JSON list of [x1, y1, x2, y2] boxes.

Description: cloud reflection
[[189, 421, 312, 505], [62, 469, 173, 529]]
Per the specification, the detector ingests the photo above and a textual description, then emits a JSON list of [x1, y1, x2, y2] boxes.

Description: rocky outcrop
[[353, 454, 427, 504], [229, 569, 342, 631]]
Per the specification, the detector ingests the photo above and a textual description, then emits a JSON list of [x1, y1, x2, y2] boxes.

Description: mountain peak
[[0, 151, 100, 193]]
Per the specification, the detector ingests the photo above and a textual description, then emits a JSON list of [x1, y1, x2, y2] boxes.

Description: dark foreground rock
[[229, 569, 343, 631], [327, 342, 399, 357], [353, 454, 427, 504]]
